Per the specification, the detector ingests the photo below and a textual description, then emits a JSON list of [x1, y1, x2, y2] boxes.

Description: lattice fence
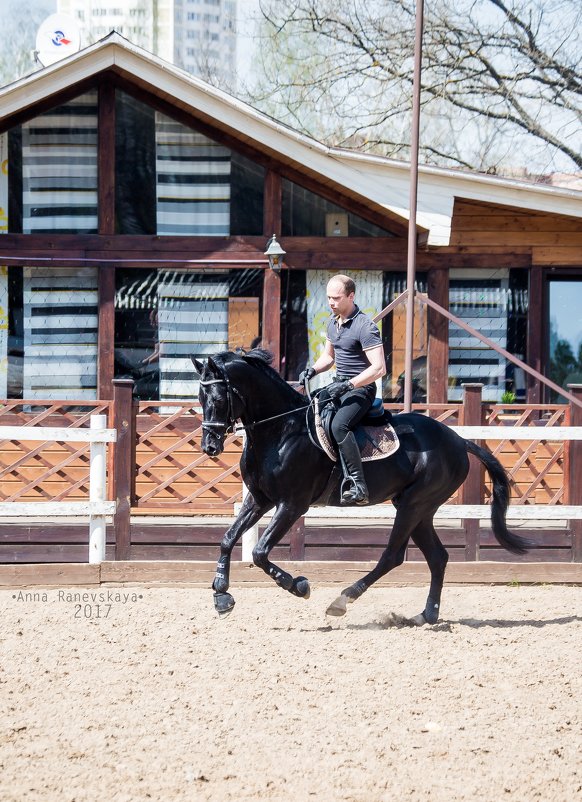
[[135, 401, 244, 511], [0, 401, 112, 502]]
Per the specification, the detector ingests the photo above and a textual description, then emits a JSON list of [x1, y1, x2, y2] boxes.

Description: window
[[281, 179, 394, 237], [115, 268, 263, 400], [115, 92, 264, 236], [9, 92, 98, 235], [4, 266, 98, 400]]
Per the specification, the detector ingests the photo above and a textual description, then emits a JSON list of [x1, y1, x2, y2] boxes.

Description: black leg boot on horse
[[337, 432, 369, 505]]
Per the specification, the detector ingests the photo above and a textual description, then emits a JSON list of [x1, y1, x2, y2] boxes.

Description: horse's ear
[[207, 356, 218, 373], [192, 357, 205, 374]]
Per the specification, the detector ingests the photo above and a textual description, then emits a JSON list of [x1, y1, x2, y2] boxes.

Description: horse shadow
[[305, 614, 582, 633]]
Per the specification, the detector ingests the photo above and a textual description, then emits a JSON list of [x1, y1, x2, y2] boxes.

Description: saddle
[[311, 390, 400, 464]]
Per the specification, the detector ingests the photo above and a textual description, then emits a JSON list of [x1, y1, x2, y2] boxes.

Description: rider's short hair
[[330, 274, 356, 296]]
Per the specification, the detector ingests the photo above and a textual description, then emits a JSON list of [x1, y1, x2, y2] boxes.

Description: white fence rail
[[0, 414, 117, 563], [241, 424, 582, 559]]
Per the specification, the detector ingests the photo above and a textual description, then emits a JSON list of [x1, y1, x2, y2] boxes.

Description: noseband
[[199, 375, 239, 437]]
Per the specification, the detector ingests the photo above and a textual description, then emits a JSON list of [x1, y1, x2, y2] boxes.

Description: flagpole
[[404, 0, 424, 412]]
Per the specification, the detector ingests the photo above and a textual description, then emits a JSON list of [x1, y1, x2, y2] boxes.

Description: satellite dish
[[35, 14, 81, 67]]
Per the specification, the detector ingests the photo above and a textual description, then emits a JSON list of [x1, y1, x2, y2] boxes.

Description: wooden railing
[[0, 383, 581, 563]]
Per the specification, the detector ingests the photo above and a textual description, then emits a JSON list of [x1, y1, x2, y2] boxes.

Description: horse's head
[[193, 355, 236, 457]]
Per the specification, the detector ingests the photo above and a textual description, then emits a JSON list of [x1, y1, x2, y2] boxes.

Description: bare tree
[[0, 2, 54, 85], [249, 0, 581, 172]]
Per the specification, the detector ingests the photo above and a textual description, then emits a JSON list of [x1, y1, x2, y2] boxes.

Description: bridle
[[199, 366, 315, 438], [199, 374, 240, 437]]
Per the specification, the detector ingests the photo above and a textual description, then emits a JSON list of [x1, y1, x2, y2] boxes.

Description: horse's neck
[[237, 370, 302, 427]]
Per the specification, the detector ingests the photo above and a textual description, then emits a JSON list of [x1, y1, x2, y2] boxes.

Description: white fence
[[241, 424, 582, 560], [0, 414, 117, 563]]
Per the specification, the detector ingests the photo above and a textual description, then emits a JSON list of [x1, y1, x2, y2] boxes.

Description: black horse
[[194, 349, 533, 623]]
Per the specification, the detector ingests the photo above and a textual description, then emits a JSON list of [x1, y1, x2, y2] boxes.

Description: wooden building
[[0, 34, 581, 564]]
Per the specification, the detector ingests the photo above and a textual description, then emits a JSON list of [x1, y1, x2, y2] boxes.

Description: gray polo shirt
[[326, 305, 383, 378]]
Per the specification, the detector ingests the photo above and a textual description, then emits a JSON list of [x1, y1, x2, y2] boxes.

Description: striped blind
[[23, 266, 98, 399], [21, 92, 98, 234], [158, 270, 229, 401], [155, 113, 231, 236]]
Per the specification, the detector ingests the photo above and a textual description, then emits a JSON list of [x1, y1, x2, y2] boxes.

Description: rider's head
[[327, 274, 356, 319]]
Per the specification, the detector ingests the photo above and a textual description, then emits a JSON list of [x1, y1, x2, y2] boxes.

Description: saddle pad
[[314, 398, 400, 463]]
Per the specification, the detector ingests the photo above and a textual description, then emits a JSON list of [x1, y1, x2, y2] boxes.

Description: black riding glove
[[299, 366, 316, 384], [327, 379, 354, 401]]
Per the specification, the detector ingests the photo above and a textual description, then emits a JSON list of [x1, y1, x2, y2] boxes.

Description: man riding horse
[[300, 274, 386, 506]]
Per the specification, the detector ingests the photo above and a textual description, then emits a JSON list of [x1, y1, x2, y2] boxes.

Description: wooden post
[[527, 267, 543, 404], [113, 379, 136, 561], [567, 384, 582, 562], [427, 266, 449, 405], [289, 517, 305, 560], [98, 82, 116, 236], [88, 414, 108, 564], [97, 83, 117, 400], [262, 170, 282, 370], [97, 265, 115, 400], [461, 383, 483, 561]]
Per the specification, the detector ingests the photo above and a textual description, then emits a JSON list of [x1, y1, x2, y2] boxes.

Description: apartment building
[[57, 0, 237, 85]]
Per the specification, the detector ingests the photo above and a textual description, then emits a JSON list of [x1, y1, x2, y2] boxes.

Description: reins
[[199, 371, 329, 434]]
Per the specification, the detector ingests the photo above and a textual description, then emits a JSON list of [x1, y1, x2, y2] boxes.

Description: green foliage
[[501, 390, 516, 405]]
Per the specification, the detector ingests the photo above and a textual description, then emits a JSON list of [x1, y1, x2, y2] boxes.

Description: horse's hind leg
[[409, 520, 449, 625], [212, 491, 272, 616], [326, 506, 418, 617]]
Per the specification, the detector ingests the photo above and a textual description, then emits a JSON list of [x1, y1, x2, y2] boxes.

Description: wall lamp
[[264, 234, 286, 273]]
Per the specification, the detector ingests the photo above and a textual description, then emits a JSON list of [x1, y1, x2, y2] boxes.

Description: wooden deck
[[1, 560, 581, 588]]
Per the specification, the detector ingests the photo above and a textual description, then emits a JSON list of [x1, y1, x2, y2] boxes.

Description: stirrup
[[341, 479, 369, 506]]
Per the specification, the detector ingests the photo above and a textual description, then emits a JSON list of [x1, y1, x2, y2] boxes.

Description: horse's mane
[[217, 348, 306, 403]]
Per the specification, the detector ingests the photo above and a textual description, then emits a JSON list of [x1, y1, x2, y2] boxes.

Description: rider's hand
[[299, 366, 316, 384], [327, 379, 354, 401]]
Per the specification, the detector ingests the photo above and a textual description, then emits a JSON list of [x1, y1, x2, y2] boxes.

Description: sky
[[4, 0, 261, 84]]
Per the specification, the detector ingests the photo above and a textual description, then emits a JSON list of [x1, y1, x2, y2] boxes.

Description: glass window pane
[[155, 113, 231, 236], [21, 92, 98, 234], [115, 268, 263, 400], [115, 92, 264, 235], [549, 279, 582, 399], [18, 266, 98, 399], [282, 178, 394, 237], [229, 152, 264, 235], [115, 92, 156, 234], [449, 275, 508, 402]]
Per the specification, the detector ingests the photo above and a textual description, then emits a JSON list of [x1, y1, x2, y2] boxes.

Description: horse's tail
[[466, 440, 535, 555]]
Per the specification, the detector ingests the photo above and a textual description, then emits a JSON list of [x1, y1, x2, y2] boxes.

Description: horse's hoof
[[213, 591, 235, 617], [290, 576, 311, 599], [411, 613, 428, 626], [326, 594, 348, 617]]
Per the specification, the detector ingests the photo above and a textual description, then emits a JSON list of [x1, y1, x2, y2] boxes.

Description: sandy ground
[[1, 582, 581, 802]]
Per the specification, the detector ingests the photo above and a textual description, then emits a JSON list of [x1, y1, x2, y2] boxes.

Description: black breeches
[[330, 386, 375, 442]]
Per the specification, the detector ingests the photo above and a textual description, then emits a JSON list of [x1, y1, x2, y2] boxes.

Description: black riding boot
[[337, 432, 369, 506]]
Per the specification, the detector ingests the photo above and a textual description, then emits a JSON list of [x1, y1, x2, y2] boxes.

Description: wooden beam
[[98, 265, 116, 399], [262, 170, 282, 367], [263, 170, 282, 238], [461, 383, 484, 561], [527, 267, 543, 404], [427, 266, 449, 404], [98, 82, 116, 235]]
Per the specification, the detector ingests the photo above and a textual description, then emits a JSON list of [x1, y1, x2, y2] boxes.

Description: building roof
[[1, 32, 580, 246]]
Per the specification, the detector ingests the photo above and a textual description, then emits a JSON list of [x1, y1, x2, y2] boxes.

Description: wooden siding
[[449, 199, 582, 266]]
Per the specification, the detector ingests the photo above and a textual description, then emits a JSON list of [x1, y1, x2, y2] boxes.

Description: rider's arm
[[349, 345, 386, 389], [312, 339, 335, 375]]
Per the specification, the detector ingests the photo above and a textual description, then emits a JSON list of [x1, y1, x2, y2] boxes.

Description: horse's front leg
[[213, 491, 272, 617], [252, 502, 311, 600]]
